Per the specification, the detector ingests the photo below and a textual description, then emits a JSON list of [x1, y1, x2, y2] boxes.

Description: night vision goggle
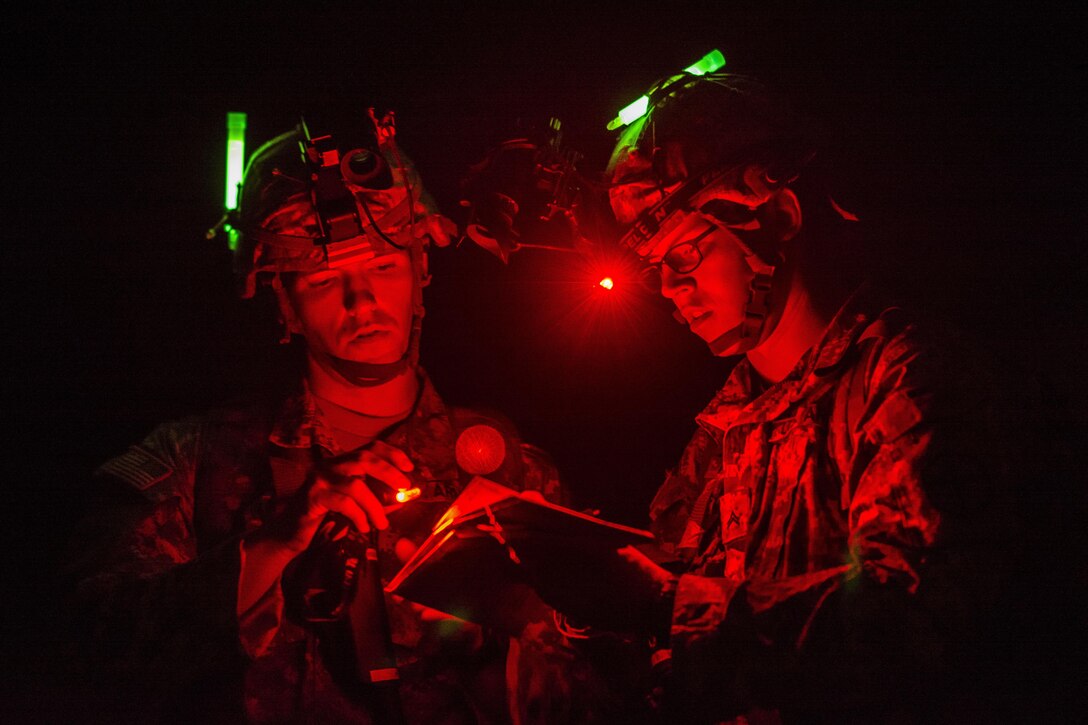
[[210, 109, 413, 269], [458, 117, 592, 264], [298, 112, 403, 253]]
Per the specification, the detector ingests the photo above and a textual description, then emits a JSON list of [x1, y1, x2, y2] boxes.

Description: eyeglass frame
[[656, 223, 718, 275]]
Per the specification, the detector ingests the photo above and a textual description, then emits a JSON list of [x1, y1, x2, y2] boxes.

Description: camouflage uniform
[[648, 287, 1021, 723], [66, 371, 572, 723]]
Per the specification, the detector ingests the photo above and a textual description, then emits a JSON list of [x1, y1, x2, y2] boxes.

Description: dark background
[[4, 1, 1085, 714]]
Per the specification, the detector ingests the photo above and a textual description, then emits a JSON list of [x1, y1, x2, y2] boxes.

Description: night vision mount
[[456, 50, 729, 266], [298, 110, 404, 251], [208, 108, 408, 258], [458, 117, 602, 264]]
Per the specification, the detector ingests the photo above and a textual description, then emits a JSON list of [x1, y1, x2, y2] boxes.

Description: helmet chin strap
[[313, 304, 423, 387], [706, 325, 749, 356], [696, 268, 776, 357], [701, 204, 780, 355], [314, 338, 414, 387]]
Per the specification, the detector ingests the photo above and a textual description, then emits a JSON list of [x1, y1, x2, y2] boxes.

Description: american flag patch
[[97, 445, 173, 491]]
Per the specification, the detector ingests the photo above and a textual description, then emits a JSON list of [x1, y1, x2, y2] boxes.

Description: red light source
[[598, 277, 614, 290], [455, 424, 507, 475], [395, 487, 422, 503]]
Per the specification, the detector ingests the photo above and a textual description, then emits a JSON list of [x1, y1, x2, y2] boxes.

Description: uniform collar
[[269, 368, 444, 455], [696, 283, 882, 435]]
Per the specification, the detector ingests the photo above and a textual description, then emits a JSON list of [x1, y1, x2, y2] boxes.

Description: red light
[[455, 424, 507, 474], [598, 277, 614, 290], [395, 487, 422, 503]]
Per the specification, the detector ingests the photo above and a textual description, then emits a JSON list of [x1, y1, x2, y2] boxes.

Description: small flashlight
[[598, 277, 615, 290], [395, 487, 422, 504]]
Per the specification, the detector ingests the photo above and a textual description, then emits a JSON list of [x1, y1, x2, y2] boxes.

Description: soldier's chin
[[689, 314, 724, 343], [708, 339, 746, 358], [697, 320, 754, 357], [338, 339, 409, 365]]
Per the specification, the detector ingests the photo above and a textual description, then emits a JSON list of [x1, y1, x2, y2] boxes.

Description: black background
[[4, 1, 1086, 714]]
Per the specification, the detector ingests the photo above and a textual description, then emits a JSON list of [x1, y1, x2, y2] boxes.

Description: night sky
[[5, 1, 1086, 695]]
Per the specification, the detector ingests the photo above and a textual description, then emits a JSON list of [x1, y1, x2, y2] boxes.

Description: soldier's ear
[[272, 275, 305, 338], [765, 187, 803, 243]]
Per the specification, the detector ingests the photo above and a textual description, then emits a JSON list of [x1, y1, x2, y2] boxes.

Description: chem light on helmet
[[224, 112, 247, 210], [610, 96, 650, 132], [222, 112, 247, 251], [606, 49, 726, 131]]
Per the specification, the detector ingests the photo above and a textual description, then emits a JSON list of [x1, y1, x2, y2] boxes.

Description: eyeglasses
[[658, 224, 717, 275]]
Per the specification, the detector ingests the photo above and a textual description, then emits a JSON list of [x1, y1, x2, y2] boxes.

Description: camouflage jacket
[[648, 288, 1021, 723], [65, 371, 569, 723]]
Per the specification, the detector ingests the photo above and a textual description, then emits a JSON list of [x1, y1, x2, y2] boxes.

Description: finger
[[382, 502, 406, 516], [339, 456, 414, 492], [310, 486, 374, 534], [368, 440, 414, 472], [341, 476, 390, 530]]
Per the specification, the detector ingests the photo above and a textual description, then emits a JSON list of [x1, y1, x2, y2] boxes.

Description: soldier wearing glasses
[[518, 70, 1028, 723]]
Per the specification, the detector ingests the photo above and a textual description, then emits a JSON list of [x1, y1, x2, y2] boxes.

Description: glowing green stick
[[224, 112, 247, 210], [684, 48, 725, 76], [606, 49, 726, 130], [608, 95, 649, 131]]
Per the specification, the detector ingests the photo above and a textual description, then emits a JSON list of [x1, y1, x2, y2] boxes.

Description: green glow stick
[[607, 95, 649, 131], [606, 49, 726, 130], [224, 112, 246, 211], [684, 49, 725, 76]]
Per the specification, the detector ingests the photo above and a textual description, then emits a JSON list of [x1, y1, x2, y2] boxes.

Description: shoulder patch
[[96, 445, 175, 492]]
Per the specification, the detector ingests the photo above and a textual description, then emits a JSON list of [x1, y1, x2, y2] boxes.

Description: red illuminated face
[[658, 214, 755, 349], [286, 250, 415, 365]]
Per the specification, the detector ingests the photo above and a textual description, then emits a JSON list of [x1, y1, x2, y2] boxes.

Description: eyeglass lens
[[661, 225, 715, 274]]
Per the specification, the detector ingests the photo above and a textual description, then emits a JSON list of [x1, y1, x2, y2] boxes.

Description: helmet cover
[[234, 115, 453, 298]]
